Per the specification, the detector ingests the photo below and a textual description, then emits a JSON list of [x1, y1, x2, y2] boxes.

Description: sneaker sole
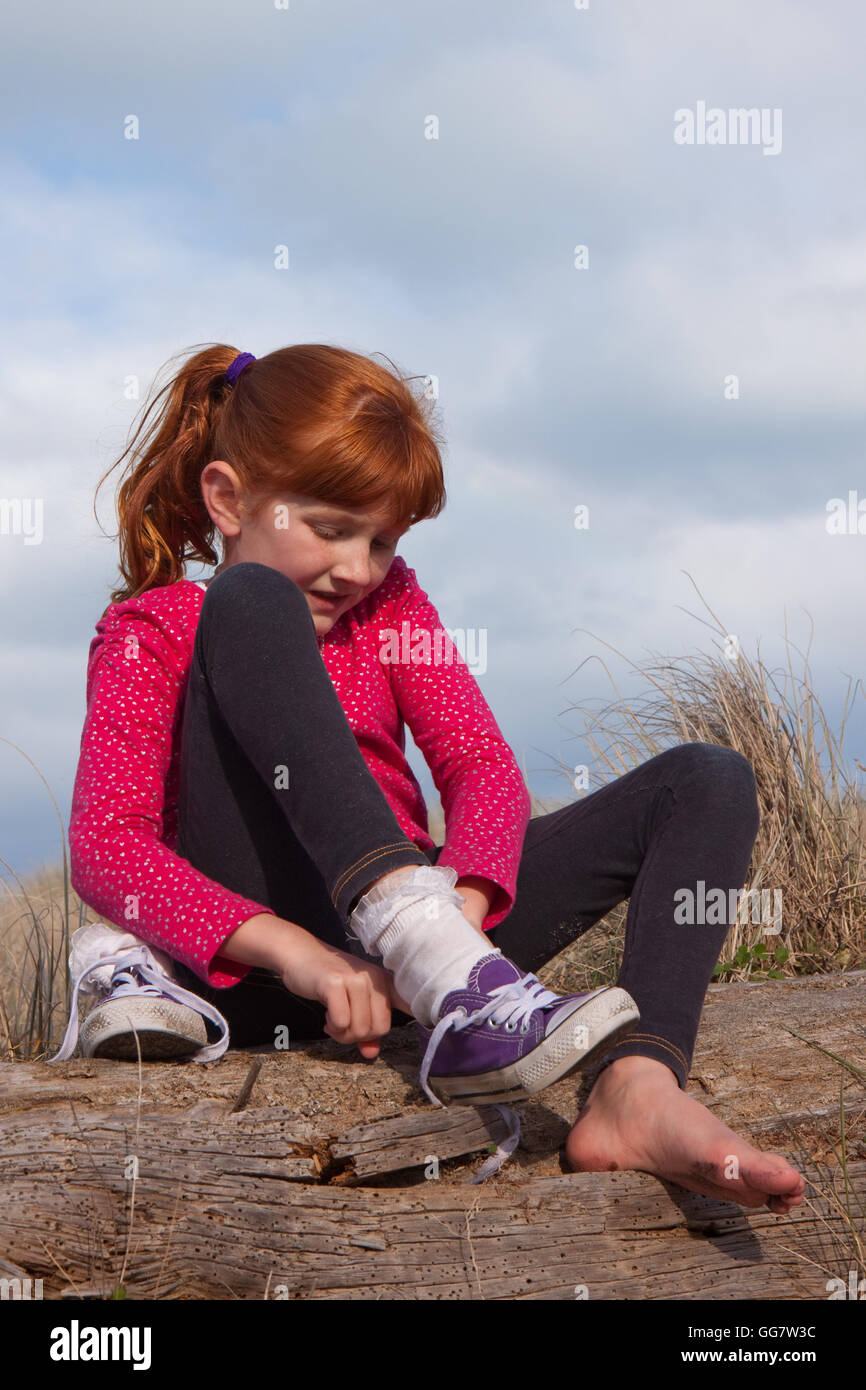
[[427, 986, 640, 1105], [80, 998, 208, 1061]]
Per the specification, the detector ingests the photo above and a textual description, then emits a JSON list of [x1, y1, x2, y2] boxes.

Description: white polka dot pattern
[[68, 556, 531, 987]]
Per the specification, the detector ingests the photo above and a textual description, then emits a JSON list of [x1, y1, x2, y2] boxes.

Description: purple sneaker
[[418, 953, 640, 1106]]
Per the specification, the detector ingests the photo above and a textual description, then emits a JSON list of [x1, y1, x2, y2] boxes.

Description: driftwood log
[[1, 971, 864, 1300]]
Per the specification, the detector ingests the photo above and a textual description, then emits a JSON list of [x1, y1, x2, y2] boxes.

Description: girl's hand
[[277, 934, 405, 1060]]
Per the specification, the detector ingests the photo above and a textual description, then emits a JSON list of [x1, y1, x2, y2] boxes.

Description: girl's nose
[[332, 551, 373, 590]]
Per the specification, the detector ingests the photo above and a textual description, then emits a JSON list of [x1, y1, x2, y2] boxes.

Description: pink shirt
[[69, 557, 531, 987]]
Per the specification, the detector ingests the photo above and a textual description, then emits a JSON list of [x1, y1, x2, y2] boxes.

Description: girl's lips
[[311, 590, 355, 605]]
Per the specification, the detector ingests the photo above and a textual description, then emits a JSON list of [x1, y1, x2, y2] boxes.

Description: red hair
[[95, 342, 447, 606]]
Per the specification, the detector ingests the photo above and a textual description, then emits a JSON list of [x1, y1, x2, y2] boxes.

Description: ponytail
[[95, 341, 447, 609]]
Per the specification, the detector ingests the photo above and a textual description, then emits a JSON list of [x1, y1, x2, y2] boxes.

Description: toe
[[739, 1148, 804, 1196]]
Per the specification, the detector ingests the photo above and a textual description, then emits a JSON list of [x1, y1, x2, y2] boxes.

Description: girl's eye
[[312, 525, 396, 549]]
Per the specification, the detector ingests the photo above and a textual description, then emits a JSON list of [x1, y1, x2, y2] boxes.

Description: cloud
[[1, 0, 863, 877]]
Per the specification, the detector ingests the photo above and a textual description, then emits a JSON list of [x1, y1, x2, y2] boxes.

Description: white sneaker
[[49, 924, 230, 1064]]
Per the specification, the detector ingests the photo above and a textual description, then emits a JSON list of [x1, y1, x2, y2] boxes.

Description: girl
[[55, 342, 805, 1213]]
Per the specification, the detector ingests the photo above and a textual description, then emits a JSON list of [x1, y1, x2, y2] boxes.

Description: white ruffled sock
[[348, 865, 499, 1026]]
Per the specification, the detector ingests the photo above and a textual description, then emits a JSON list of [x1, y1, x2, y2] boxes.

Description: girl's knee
[[209, 560, 303, 602], [197, 563, 313, 664], [663, 742, 759, 814]]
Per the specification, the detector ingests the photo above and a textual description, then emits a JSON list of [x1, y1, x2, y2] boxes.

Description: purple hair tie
[[225, 351, 256, 385]]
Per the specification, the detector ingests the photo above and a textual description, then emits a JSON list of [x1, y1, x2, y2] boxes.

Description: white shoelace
[[419, 971, 561, 1184], [350, 867, 525, 1177], [419, 972, 560, 1106], [49, 945, 230, 1064], [465, 1104, 522, 1184]]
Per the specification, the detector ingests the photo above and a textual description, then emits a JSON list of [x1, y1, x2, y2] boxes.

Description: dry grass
[[0, 860, 81, 1062], [537, 577, 866, 995]]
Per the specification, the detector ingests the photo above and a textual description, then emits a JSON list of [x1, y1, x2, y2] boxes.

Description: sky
[[1, 0, 864, 884]]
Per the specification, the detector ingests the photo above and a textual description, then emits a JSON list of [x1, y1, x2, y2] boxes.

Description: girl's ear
[[200, 462, 246, 537]]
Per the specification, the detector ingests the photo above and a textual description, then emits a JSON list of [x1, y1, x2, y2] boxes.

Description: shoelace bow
[[419, 971, 561, 1185], [48, 946, 230, 1064], [419, 972, 560, 1106], [351, 870, 552, 1181]]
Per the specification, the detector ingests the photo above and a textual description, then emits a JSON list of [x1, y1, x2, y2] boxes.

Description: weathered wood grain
[[329, 1106, 514, 1179], [2, 1126, 862, 1299], [0, 971, 863, 1299]]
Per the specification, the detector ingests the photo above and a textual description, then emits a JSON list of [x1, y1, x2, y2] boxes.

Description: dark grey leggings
[[174, 561, 761, 1090]]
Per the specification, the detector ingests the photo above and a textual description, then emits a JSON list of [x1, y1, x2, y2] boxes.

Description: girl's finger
[[322, 981, 351, 1034], [370, 989, 392, 1038], [344, 973, 374, 1041]]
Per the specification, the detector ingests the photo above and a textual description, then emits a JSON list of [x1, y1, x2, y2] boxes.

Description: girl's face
[[203, 468, 408, 636]]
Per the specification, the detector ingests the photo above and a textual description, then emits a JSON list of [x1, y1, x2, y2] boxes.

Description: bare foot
[[565, 1055, 807, 1214]]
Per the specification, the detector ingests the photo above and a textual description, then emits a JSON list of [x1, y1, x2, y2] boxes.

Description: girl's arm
[[70, 590, 280, 988], [72, 591, 414, 1050], [382, 558, 532, 933], [455, 874, 497, 932]]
